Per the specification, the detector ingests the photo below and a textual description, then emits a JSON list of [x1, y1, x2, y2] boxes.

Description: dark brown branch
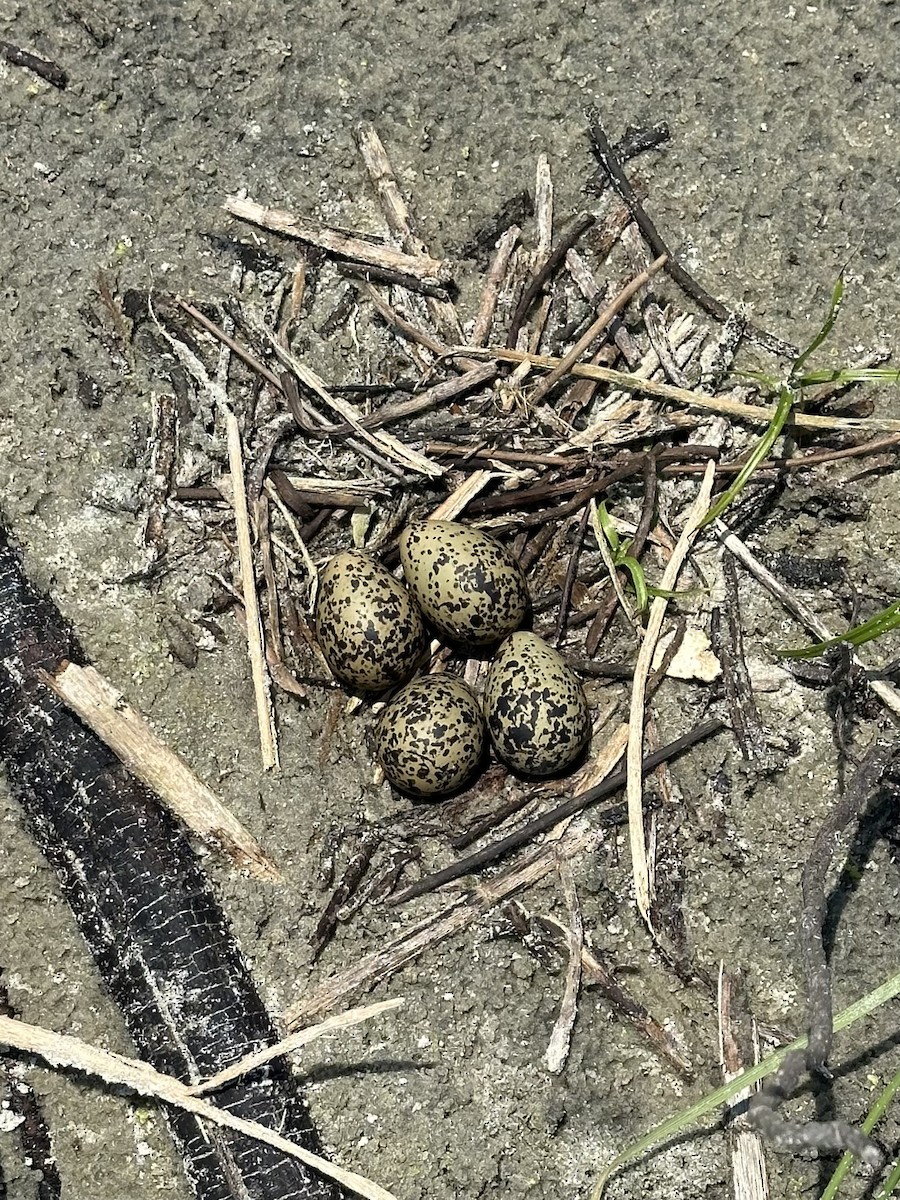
[[631, 451, 660, 557], [449, 789, 536, 852], [664, 433, 900, 478], [467, 445, 719, 517], [177, 297, 283, 391], [336, 260, 452, 301], [585, 123, 671, 196], [554, 506, 590, 645], [585, 108, 798, 360], [310, 828, 384, 961], [389, 717, 725, 905], [463, 446, 721, 535], [505, 212, 596, 348], [1, 41, 68, 87], [709, 554, 768, 760]]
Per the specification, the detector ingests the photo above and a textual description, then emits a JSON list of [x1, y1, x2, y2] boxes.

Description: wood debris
[[39, 660, 281, 879], [58, 111, 900, 1187]]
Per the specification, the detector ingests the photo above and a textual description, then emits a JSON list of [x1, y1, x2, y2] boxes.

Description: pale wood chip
[[223, 194, 449, 283], [39, 661, 281, 881]]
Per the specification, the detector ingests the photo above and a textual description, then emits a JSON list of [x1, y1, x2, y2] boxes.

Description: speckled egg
[[375, 674, 486, 797], [399, 519, 529, 646], [314, 551, 426, 692], [483, 632, 590, 776]]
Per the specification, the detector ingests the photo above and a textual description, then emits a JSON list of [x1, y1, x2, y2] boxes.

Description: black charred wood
[[0, 523, 342, 1200]]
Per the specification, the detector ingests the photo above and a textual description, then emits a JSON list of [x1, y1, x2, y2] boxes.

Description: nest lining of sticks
[[58, 113, 900, 1189]]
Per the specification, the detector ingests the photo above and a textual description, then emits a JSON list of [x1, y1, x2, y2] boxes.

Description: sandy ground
[[2, 1, 900, 1198]]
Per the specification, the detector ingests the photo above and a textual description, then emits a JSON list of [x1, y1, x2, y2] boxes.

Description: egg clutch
[[314, 519, 591, 798]]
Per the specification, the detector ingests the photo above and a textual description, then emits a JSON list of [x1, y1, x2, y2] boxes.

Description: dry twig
[[190, 998, 404, 1096], [226, 412, 280, 770], [389, 717, 723, 907], [286, 824, 609, 1028], [1, 40, 67, 87], [455, 346, 900, 435], [427, 471, 498, 521], [0, 1014, 396, 1200], [357, 124, 464, 346], [143, 392, 177, 561], [542, 860, 583, 1074], [585, 108, 796, 359], [626, 436, 721, 923], [718, 967, 770, 1200], [716, 523, 900, 722], [38, 661, 281, 880], [264, 328, 444, 479], [473, 225, 520, 346], [224, 195, 449, 283], [528, 253, 668, 405]]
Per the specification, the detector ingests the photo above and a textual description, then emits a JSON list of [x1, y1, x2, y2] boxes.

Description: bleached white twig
[[39, 662, 281, 880], [543, 860, 583, 1074], [626, 449, 719, 923], [190, 997, 404, 1095], [223, 194, 449, 283], [226, 411, 280, 771], [0, 1014, 397, 1200]]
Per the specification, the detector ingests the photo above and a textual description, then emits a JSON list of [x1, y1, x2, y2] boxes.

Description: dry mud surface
[[2, 1, 900, 1198]]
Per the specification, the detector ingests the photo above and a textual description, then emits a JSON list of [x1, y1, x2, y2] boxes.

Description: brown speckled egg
[[399, 519, 528, 646], [375, 674, 486, 797], [315, 551, 426, 692], [484, 632, 590, 776]]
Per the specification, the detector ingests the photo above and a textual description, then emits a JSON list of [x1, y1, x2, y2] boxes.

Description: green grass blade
[[794, 366, 900, 388], [592, 501, 651, 613], [590, 966, 900, 1200], [776, 599, 900, 659], [619, 556, 649, 614], [596, 501, 621, 555], [735, 368, 780, 387], [793, 274, 845, 374], [699, 384, 795, 528], [877, 1158, 900, 1198], [645, 585, 702, 602], [822, 1059, 900, 1200]]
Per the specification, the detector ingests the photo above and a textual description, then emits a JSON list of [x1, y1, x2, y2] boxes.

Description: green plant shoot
[[591, 501, 689, 615], [699, 383, 795, 528], [699, 274, 871, 529], [821, 1058, 900, 1200], [593, 501, 649, 613], [589, 966, 900, 1200], [777, 598, 900, 660]]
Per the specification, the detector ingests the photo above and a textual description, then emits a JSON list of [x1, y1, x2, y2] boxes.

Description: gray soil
[[2, 1, 900, 1199]]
